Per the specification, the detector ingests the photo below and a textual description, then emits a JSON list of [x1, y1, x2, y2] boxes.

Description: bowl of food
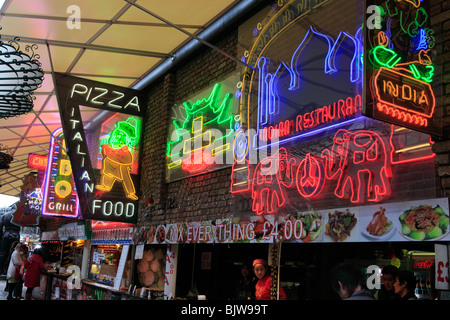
[[399, 204, 449, 241]]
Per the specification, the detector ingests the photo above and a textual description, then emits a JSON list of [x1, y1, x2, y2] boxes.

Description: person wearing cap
[[252, 259, 287, 300]]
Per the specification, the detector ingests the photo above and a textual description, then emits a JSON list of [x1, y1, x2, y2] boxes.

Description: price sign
[[164, 244, 178, 300], [435, 244, 449, 290], [114, 245, 130, 291]]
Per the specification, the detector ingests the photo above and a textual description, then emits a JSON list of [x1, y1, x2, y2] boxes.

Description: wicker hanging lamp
[[0, 30, 44, 119]]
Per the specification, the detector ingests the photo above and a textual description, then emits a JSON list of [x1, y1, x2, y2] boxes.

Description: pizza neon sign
[[54, 73, 144, 223]]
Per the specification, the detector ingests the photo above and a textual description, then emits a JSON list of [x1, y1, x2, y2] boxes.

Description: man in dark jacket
[[331, 262, 375, 300], [0, 204, 20, 275]]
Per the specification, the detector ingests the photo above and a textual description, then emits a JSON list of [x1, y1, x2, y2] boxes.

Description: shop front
[[33, 221, 91, 300], [81, 222, 136, 300], [132, 0, 449, 301], [26, 0, 449, 302], [37, 71, 147, 300]]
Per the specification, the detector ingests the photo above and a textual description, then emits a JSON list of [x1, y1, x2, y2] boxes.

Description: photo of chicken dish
[[366, 207, 392, 236]]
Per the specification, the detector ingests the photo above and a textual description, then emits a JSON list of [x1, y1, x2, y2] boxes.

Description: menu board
[[133, 198, 449, 244]]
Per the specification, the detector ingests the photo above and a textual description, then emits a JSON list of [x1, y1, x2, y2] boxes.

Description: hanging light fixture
[[0, 143, 13, 169], [0, 29, 44, 119]]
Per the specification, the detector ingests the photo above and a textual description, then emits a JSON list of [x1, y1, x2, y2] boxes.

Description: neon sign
[[41, 128, 79, 218], [69, 83, 140, 112], [373, 67, 435, 127], [27, 153, 48, 171], [54, 72, 144, 223], [96, 117, 141, 200], [364, 0, 441, 136], [252, 25, 364, 149], [232, 127, 397, 215]]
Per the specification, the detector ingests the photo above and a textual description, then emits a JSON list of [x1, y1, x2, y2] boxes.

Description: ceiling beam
[[0, 12, 205, 29], [5, 127, 49, 152], [124, 0, 256, 71], [0, 34, 172, 58]]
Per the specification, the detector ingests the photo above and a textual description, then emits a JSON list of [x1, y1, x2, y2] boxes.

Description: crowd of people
[[2, 242, 421, 301], [3, 241, 45, 300], [235, 259, 418, 301]]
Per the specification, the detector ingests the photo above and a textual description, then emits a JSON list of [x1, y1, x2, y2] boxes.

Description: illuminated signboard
[[236, 0, 364, 152], [229, 0, 437, 216], [54, 73, 144, 223], [364, 0, 442, 136], [166, 75, 239, 182], [27, 153, 48, 171], [41, 128, 79, 218]]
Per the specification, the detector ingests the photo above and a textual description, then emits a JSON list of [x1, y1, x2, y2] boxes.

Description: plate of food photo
[[398, 204, 449, 241], [361, 207, 395, 241]]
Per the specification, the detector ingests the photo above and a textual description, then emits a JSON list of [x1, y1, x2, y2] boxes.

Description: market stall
[[81, 221, 136, 300], [37, 222, 91, 300]]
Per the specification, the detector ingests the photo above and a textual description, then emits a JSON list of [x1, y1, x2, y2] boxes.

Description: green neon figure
[[96, 117, 140, 200], [166, 83, 235, 168]]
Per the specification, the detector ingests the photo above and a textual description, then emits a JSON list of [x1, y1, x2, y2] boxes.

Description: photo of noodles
[[399, 205, 449, 241]]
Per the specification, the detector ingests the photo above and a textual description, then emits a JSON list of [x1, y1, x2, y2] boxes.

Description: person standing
[[6, 242, 25, 300], [0, 205, 20, 275], [330, 262, 375, 300], [24, 247, 45, 300], [253, 259, 287, 300], [236, 262, 257, 300], [14, 244, 28, 299], [393, 270, 417, 300], [374, 265, 399, 300]]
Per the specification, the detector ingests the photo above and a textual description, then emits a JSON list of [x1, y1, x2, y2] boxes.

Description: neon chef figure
[[96, 117, 139, 200]]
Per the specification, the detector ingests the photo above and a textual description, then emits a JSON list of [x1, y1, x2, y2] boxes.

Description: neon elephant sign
[[233, 128, 393, 215], [321, 129, 392, 203]]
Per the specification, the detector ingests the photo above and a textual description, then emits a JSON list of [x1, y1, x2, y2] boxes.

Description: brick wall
[[431, 0, 450, 195], [137, 1, 450, 228]]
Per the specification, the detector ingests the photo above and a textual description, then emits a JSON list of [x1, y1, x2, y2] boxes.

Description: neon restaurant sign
[[364, 0, 442, 136], [54, 73, 144, 223], [230, 0, 437, 216]]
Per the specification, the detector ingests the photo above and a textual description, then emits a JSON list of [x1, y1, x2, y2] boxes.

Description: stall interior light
[[395, 143, 431, 154], [0, 1, 6, 11]]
